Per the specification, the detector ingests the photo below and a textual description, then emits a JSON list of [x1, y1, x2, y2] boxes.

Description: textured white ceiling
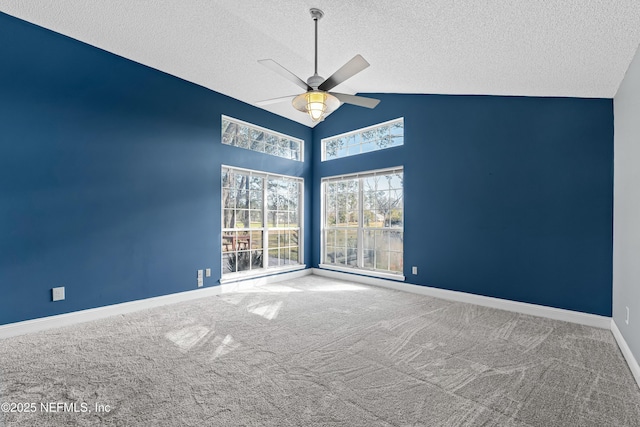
[[2, 0, 640, 127]]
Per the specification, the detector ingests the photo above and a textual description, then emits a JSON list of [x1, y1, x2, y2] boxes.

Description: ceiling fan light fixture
[[292, 90, 339, 122], [307, 91, 326, 122]]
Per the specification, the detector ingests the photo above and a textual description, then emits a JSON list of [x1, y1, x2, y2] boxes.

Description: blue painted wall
[[0, 12, 614, 324], [313, 94, 613, 316], [0, 13, 312, 325]]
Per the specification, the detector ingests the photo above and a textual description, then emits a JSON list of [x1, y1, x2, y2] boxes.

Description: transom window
[[322, 118, 404, 161], [222, 166, 302, 276], [322, 167, 404, 278], [222, 116, 303, 161]]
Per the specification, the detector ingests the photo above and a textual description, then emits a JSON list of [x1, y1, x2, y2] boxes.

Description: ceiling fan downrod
[[307, 8, 324, 89], [310, 8, 323, 79]]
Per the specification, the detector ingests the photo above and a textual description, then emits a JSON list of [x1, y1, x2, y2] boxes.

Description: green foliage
[[389, 209, 403, 227]]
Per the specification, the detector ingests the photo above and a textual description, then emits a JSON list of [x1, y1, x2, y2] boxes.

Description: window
[[222, 166, 302, 276], [322, 118, 404, 161], [221, 116, 303, 161], [322, 167, 404, 278]]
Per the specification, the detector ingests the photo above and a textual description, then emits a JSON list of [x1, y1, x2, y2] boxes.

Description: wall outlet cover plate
[[52, 287, 65, 301]]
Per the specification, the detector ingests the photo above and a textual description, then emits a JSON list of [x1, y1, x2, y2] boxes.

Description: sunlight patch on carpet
[[211, 335, 239, 360], [165, 325, 210, 352], [248, 301, 283, 320]]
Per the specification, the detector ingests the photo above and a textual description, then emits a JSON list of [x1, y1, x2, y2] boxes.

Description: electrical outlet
[[412, 266, 418, 275], [197, 270, 204, 288], [205, 268, 211, 278], [626, 306, 630, 325], [52, 287, 65, 302]]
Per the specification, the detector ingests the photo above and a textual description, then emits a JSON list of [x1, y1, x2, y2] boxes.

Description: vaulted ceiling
[[2, 1, 640, 127]]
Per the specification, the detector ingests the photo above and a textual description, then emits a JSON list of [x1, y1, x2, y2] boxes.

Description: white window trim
[[320, 166, 404, 280], [321, 117, 404, 161], [221, 165, 304, 279], [319, 166, 404, 182], [222, 115, 304, 161]]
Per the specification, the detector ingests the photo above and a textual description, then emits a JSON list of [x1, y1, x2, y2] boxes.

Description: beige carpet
[[1, 275, 639, 426]]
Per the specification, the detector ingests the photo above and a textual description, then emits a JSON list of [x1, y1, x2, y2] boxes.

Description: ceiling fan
[[257, 8, 380, 122]]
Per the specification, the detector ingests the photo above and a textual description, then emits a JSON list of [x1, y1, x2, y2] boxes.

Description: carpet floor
[[1, 275, 639, 426]]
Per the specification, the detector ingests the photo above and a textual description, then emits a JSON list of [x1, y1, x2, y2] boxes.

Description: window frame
[[320, 167, 404, 281], [221, 115, 304, 162], [221, 165, 305, 283], [321, 118, 404, 161]]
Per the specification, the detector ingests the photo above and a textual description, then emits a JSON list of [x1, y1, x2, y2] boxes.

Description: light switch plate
[[197, 269, 204, 279], [205, 268, 211, 277]]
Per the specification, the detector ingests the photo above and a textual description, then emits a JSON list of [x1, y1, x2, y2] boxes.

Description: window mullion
[[357, 178, 364, 269], [263, 176, 269, 268]]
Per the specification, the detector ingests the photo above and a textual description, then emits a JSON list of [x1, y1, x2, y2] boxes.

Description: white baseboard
[[311, 268, 612, 329], [611, 320, 640, 389], [0, 269, 312, 339]]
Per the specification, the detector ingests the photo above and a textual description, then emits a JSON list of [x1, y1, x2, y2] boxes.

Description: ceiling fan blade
[[331, 92, 380, 109], [318, 54, 370, 91], [258, 59, 312, 91], [255, 95, 297, 106]]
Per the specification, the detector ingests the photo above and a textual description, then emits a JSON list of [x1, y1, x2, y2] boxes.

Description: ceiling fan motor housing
[[307, 74, 324, 88]]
